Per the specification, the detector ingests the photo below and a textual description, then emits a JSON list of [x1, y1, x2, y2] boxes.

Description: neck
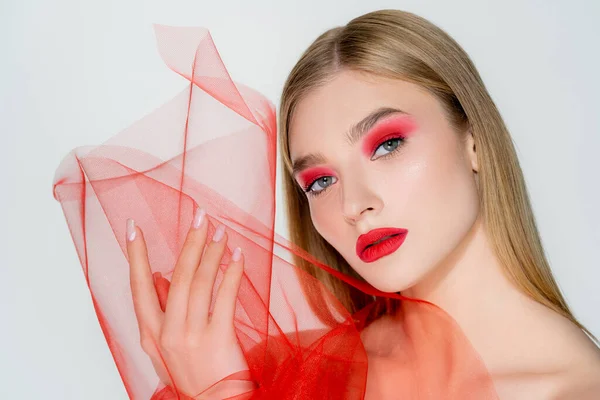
[[402, 214, 514, 306], [401, 215, 541, 373]]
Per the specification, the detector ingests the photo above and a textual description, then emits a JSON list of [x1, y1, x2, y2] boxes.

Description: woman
[[278, 9, 600, 398], [56, 9, 600, 400]]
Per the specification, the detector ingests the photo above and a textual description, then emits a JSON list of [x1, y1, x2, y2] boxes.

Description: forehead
[[288, 70, 434, 158]]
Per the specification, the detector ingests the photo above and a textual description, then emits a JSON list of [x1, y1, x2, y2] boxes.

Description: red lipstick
[[356, 227, 408, 263]]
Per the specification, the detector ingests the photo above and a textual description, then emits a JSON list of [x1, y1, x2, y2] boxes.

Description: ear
[[465, 127, 478, 173]]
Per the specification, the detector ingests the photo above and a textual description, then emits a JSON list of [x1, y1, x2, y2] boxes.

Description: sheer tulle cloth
[[52, 26, 499, 399]]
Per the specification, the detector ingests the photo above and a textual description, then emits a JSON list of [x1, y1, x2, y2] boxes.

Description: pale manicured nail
[[126, 218, 136, 242], [232, 247, 242, 262], [212, 224, 225, 242], [192, 207, 206, 229]]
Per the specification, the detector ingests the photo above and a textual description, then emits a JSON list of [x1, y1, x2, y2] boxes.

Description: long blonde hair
[[278, 9, 595, 340]]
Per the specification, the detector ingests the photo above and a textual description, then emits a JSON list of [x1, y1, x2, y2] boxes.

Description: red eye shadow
[[361, 115, 418, 157], [297, 166, 335, 190]]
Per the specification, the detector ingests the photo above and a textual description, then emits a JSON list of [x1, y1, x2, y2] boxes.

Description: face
[[288, 70, 480, 293]]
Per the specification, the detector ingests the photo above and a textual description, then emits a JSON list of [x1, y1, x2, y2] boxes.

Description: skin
[[288, 69, 600, 398], [127, 212, 254, 399]]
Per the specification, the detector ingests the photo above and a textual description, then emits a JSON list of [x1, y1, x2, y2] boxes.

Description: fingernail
[[212, 224, 225, 242], [192, 207, 206, 229], [232, 247, 242, 262], [126, 218, 136, 242]]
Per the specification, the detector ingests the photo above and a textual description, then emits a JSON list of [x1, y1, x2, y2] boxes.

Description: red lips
[[356, 227, 408, 263]]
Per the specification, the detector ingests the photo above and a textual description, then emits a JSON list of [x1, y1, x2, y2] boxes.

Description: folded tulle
[[52, 25, 499, 399]]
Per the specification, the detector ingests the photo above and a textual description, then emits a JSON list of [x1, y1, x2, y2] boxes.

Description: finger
[[187, 224, 229, 331], [162, 207, 208, 334], [210, 247, 244, 329], [126, 218, 162, 335]]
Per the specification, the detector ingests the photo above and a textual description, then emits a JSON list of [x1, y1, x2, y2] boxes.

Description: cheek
[[406, 146, 479, 251], [308, 201, 340, 244], [308, 195, 360, 262]]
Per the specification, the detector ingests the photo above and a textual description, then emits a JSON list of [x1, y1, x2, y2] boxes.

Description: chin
[[355, 266, 421, 294], [368, 278, 416, 294], [353, 253, 430, 294]]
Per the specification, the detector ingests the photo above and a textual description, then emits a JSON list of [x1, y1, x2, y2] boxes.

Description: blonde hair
[[278, 9, 595, 340]]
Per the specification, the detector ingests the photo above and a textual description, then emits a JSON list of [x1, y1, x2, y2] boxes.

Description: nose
[[341, 173, 382, 225]]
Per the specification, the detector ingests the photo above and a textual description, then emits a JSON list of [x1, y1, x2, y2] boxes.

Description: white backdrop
[[1, 1, 599, 398]]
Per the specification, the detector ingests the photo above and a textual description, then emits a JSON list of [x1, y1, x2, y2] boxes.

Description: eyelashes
[[303, 176, 337, 197], [370, 134, 405, 160], [302, 135, 406, 198]]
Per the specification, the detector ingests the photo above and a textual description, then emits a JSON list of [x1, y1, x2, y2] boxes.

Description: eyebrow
[[291, 106, 407, 175]]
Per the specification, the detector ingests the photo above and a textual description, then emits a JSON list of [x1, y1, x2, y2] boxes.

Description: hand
[[126, 207, 252, 399]]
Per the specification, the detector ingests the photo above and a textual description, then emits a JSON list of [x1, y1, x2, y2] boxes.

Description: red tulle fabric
[[52, 25, 499, 399]]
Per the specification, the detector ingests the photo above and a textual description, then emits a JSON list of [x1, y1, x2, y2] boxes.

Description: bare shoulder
[[493, 301, 600, 399], [553, 337, 600, 399], [534, 311, 600, 399], [552, 366, 600, 399]]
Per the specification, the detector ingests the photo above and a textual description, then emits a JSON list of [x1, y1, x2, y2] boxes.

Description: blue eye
[[372, 137, 404, 160], [304, 176, 338, 197]]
